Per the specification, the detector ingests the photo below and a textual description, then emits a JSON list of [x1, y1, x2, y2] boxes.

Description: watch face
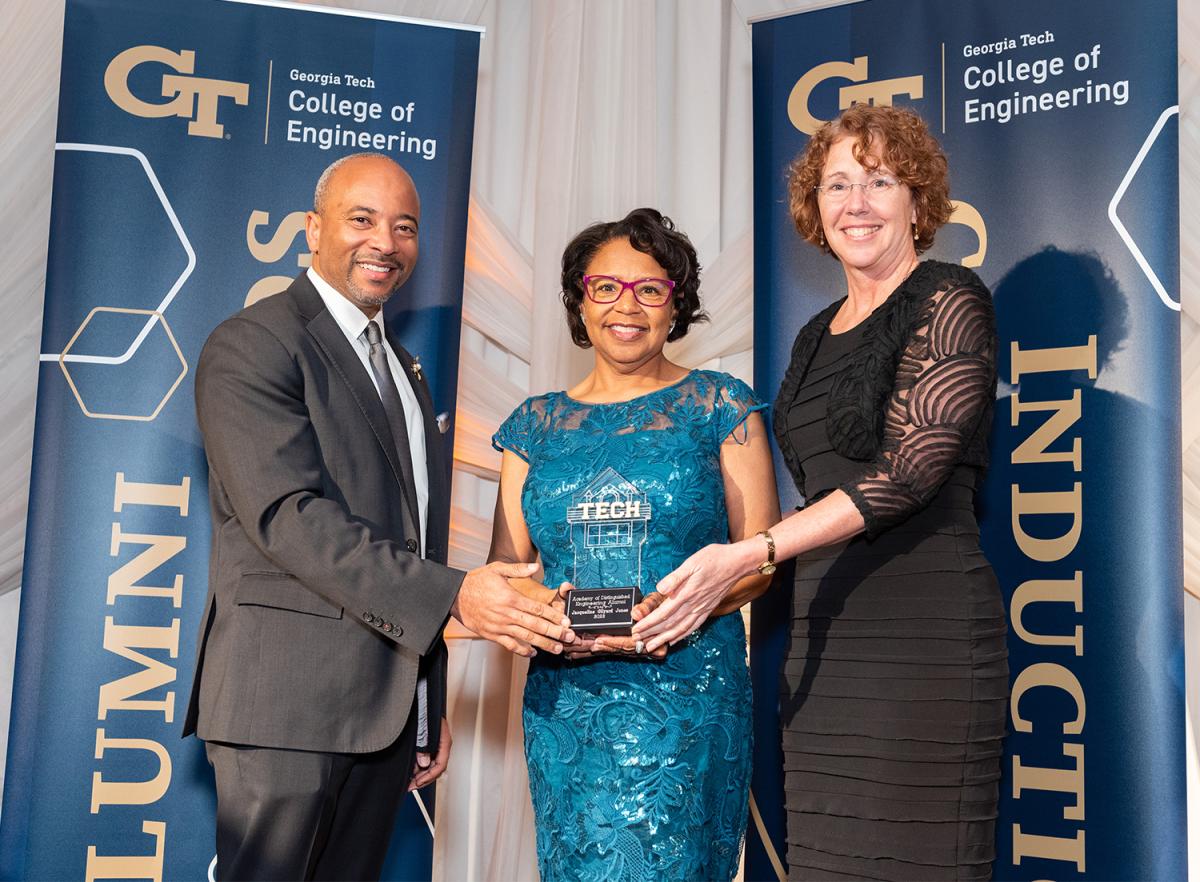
[[758, 562, 777, 576]]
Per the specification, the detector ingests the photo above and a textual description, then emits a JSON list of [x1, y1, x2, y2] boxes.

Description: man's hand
[[408, 717, 451, 792], [515, 579, 569, 612], [452, 562, 575, 657]]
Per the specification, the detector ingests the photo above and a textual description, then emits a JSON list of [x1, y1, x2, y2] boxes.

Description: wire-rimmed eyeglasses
[[814, 176, 902, 203]]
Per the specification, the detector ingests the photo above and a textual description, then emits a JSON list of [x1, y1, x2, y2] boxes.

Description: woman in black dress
[[633, 104, 1006, 880]]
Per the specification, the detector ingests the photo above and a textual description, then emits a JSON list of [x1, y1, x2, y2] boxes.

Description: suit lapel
[[387, 331, 450, 563], [291, 276, 420, 539]]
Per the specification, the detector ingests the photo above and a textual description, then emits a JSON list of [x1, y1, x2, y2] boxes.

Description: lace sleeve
[[839, 278, 996, 538], [492, 398, 535, 463], [713, 375, 767, 444]]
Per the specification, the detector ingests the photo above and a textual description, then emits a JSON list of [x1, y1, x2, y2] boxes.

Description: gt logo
[[104, 45, 250, 139], [788, 56, 923, 135]]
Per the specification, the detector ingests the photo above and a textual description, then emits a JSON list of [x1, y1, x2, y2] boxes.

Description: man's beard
[[344, 256, 404, 309], [346, 276, 397, 308]]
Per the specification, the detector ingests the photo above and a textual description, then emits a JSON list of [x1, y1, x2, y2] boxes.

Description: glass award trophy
[[563, 466, 651, 635]]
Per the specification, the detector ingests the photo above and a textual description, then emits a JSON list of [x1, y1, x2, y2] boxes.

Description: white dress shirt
[[307, 267, 428, 553], [308, 267, 434, 749]]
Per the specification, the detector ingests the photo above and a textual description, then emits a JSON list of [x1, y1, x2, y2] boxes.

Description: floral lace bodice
[[493, 369, 763, 882]]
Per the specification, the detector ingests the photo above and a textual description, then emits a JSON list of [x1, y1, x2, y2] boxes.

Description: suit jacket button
[[394, 625, 403, 636], [406, 538, 418, 553], [362, 612, 373, 623], [382, 622, 393, 633]]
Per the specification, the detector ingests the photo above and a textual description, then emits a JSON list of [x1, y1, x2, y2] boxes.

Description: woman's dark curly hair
[[560, 208, 708, 348], [787, 104, 952, 256]]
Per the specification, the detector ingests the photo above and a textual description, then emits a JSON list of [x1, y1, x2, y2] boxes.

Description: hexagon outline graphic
[[1107, 105, 1180, 312], [58, 307, 188, 422], [40, 143, 196, 366]]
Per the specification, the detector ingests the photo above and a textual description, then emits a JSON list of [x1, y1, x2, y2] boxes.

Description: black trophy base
[[565, 586, 642, 636]]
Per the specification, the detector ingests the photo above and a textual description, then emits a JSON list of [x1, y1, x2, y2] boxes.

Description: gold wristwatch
[[755, 530, 777, 575]]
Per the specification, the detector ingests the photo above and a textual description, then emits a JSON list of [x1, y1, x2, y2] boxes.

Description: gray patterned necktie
[[364, 320, 429, 748], [363, 321, 418, 527]]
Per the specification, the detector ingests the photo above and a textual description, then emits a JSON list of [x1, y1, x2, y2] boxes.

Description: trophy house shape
[[563, 467, 652, 633]]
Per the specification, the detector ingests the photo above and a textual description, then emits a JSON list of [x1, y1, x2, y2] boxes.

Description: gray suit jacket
[[183, 272, 464, 754]]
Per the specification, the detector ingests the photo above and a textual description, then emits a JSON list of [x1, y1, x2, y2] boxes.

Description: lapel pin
[[410, 355, 423, 382], [436, 412, 450, 434]]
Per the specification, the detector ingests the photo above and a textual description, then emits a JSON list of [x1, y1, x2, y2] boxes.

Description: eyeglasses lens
[[818, 177, 898, 203], [586, 276, 672, 306]]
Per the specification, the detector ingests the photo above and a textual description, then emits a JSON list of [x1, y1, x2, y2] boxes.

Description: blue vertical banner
[[750, 1, 1182, 880], [0, 0, 479, 878]]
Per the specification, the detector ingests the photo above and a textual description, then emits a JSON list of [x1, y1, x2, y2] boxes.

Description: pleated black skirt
[[781, 476, 1008, 881]]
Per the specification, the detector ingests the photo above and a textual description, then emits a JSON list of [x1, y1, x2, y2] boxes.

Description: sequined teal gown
[[493, 370, 762, 882]]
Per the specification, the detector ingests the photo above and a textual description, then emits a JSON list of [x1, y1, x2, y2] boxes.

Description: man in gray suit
[[183, 153, 571, 881]]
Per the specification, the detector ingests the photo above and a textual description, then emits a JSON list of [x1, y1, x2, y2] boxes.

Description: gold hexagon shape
[[58, 307, 188, 422]]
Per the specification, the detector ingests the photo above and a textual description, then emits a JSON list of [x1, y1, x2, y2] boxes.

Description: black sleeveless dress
[[775, 262, 1007, 881]]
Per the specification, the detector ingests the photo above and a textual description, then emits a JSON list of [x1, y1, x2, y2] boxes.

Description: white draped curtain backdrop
[[1, 1, 1198, 880], [437, 3, 774, 876]]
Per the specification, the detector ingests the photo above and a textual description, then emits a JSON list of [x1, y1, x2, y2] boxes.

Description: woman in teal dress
[[489, 208, 780, 882]]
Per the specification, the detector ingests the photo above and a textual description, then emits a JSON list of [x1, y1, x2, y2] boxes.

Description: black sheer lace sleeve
[[839, 277, 996, 538]]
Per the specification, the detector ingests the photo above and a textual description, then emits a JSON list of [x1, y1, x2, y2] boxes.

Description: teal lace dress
[[493, 370, 763, 882]]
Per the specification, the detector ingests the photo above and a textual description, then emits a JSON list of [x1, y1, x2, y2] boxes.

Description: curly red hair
[[787, 105, 952, 255]]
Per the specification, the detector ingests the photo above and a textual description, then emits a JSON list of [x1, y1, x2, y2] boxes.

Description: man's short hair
[[312, 152, 398, 214]]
